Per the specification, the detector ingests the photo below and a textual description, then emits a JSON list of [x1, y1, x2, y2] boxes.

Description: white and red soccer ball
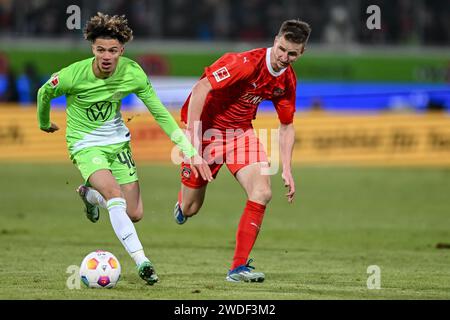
[[79, 250, 121, 288]]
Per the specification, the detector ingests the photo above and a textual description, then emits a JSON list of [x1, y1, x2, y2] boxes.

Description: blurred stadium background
[[1, 0, 450, 300], [1, 0, 449, 165]]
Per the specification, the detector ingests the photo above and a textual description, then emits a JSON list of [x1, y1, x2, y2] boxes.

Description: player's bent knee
[[102, 187, 123, 201], [250, 188, 272, 205]]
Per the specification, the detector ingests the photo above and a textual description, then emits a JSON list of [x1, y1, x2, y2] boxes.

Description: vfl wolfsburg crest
[[86, 101, 114, 122]]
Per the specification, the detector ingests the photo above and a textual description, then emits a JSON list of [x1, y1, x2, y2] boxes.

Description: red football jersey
[[180, 47, 297, 131]]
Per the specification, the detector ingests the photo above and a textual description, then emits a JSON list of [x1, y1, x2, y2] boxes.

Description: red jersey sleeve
[[205, 53, 255, 90], [273, 71, 297, 124]]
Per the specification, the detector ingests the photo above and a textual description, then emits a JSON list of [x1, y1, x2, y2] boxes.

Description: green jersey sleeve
[[37, 67, 72, 130], [134, 68, 197, 158]]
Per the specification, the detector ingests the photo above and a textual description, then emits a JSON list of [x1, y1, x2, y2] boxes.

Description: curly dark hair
[[83, 12, 133, 44], [278, 19, 311, 44]]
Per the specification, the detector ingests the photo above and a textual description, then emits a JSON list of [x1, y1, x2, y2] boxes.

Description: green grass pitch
[[0, 163, 449, 299]]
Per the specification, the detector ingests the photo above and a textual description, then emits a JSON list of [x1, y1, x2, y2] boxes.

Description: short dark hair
[[83, 12, 133, 44], [278, 19, 311, 44]]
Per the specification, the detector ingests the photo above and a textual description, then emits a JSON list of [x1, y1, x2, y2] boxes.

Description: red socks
[[231, 200, 266, 270]]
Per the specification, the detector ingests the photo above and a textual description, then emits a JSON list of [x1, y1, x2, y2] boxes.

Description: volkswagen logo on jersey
[[87, 101, 113, 122]]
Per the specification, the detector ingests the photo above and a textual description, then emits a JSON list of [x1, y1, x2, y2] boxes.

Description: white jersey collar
[[266, 47, 287, 77]]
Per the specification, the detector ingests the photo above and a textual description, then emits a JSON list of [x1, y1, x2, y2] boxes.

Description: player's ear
[[273, 35, 279, 46], [300, 46, 305, 55]]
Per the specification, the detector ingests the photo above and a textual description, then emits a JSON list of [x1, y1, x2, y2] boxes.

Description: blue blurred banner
[[272, 82, 450, 113]]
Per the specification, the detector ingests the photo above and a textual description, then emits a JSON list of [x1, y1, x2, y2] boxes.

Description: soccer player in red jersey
[[175, 19, 311, 282]]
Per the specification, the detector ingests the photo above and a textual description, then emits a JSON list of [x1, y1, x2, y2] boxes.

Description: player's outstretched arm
[[37, 82, 56, 132], [186, 78, 211, 140], [279, 123, 296, 203], [136, 76, 212, 181], [37, 72, 68, 133], [185, 77, 213, 181]]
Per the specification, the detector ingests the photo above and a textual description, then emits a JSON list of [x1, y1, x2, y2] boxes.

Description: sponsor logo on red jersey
[[241, 93, 264, 105], [212, 67, 230, 83]]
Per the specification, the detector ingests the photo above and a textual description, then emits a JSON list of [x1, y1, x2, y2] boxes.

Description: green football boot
[[138, 260, 159, 285]]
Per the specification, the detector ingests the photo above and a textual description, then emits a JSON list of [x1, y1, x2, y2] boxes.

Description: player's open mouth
[[102, 62, 112, 69]]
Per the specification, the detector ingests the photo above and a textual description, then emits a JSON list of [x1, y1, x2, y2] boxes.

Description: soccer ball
[[79, 250, 121, 288]]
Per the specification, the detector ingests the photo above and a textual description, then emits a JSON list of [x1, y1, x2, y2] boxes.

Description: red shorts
[[181, 128, 268, 188]]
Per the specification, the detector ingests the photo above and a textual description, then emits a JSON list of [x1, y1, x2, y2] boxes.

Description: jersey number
[[117, 150, 135, 169]]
